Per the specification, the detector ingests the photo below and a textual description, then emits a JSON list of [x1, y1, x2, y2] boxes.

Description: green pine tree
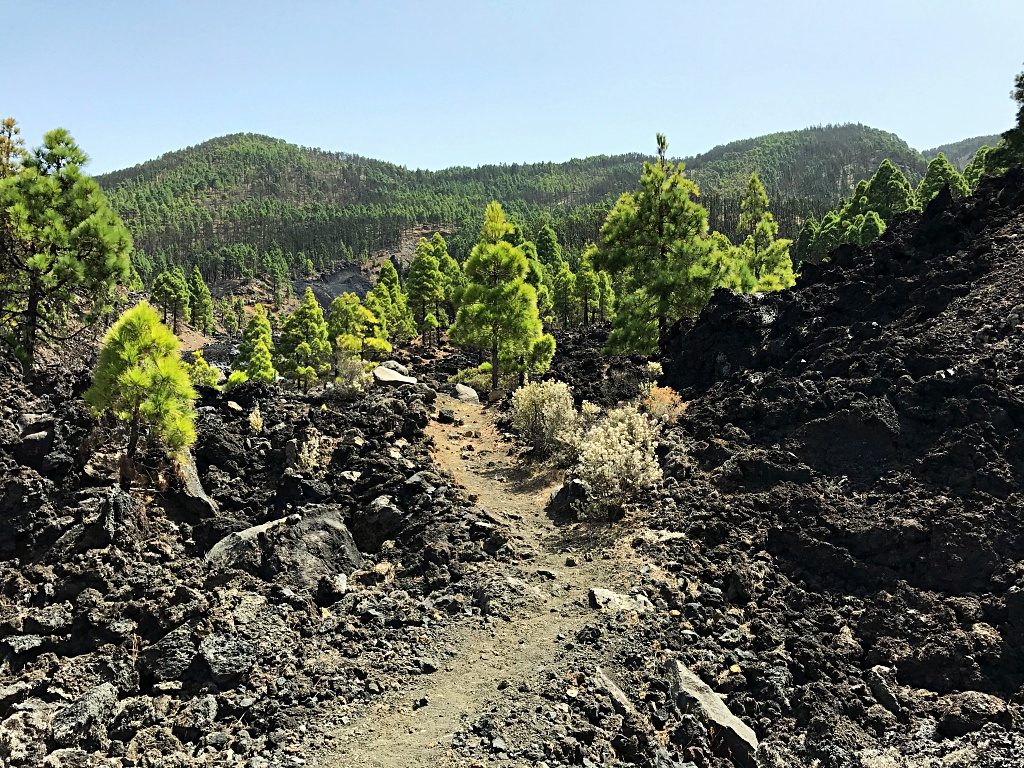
[[596, 134, 717, 353], [917, 153, 970, 205], [84, 301, 197, 463], [187, 350, 222, 388], [151, 269, 191, 333], [450, 202, 554, 391], [406, 238, 445, 325], [246, 337, 277, 382], [188, 266, 214, 334], [234, 303, 273, 373], [552, 264, 578, 327], [276, 287, 331, 391], [0, 128, 132, 369], [864, 159, 918, 220]]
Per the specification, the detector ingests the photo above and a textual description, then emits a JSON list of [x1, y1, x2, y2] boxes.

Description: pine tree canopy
[[450, 201, 554, 390], [918, 153, 970, 204], [0, 128, 132, 369], [84, 301, 197, 460], [276, 287, 331, 390], [234, 303, 273, 374]]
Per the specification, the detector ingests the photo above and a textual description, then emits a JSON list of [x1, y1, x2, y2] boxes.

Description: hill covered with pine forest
[[96, 124, 938, 284]]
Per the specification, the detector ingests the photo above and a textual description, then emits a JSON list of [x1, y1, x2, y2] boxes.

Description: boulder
[[350, 495, 405, 552], [98, 488, 148, 553], [380, 360, 410, 376], [49, 683, 118, 750], [671, 661, 758, 768], [170, 452, 219, 518], [373, 366, 417, 386], [548, 479, 587, 516], [937, 690, 1012, 737], [206, 506, 363, 591], [589, 587, 654, 614], [199, 633, 255, 683], [142, 624, 197, 682], [453, 383, 479, 403]]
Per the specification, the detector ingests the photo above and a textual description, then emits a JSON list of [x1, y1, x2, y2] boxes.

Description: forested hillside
[[98, 125, 934, 285], [924, 134, 1001, 168]]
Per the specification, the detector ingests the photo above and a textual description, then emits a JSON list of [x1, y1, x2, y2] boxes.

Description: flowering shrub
[[510, 380, 579, 457], [641, 385, 687, 424], [248, 404, 264, 434], [575, 403, 661, 518]]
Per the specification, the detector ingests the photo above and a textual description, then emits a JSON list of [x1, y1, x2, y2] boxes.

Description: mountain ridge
[[93, 124, 982, 283]]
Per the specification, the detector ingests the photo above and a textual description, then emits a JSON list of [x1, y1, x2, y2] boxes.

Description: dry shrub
[[510, 380, 579, 457], [642, 385, 687, 424], [576, 403, 662, 518]]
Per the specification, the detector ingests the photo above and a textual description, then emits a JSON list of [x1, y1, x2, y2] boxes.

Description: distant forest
[[97, 124, 932, 284]]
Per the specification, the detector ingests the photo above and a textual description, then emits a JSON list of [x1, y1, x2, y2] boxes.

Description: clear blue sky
[[6, 0, 1023, 174]]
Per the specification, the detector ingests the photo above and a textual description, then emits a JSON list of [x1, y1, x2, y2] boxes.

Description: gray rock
[[453, 383, 479, 403], [548, 479, 587, 515], [50, 683, 118, 749], [143, 624, 197, 682], [206, 517, 289, 570], [938, 690, 1012, 737], [173, 694, 218, 742], [671, 661, 758, 768], [866, 664, 901, 717], [171, 451, 219, 518], [200, 632, 256, 683], [588, 587, 655, 614], [350, 495, 404, 552], [593, 666, 635, 716], [380, 360, 410, 376], [98, 488, 148, 553], [207, 506, 363, 591], [373, 366, 417, 385]]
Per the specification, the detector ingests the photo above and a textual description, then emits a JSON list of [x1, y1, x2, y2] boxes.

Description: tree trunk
[[126, 408, 141, 460], [23, 277, 40, 372], [491, 338, 499, 392]]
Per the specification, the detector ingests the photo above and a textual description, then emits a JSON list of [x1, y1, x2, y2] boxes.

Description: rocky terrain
[[2, 169, 1023, 768]]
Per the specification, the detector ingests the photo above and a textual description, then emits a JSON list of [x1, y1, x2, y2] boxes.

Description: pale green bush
[[335, 355, 372, 397], [575, 403, 661, 517], [510, 380, 579, 457]]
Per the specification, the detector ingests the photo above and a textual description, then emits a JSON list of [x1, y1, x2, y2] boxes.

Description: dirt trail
[[312, 395, 639, 768]]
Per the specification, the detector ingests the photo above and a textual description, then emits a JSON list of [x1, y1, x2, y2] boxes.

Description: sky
[[5, 0, 1023, 174]]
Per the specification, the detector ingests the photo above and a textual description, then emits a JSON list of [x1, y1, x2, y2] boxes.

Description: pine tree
[[0, 128, 132, 369], [596, 134, 717, 353], [575, 246, 599, 326], [151, 269, 191, 332], [964, 146, 994, 191], [733, 176, 796, 292], [187, 350, 222, 388], [370, 260, 415, 341], [422, 312, 440, 346], [437, 246, 466, 318], [234, 303, 273, 374], [246, 337, 276, 382], [84, 301, 197, 463], [221, 299, 240, 337], [738, 173, 770, 240], [276, 287, 331, 391], [327, 291, 388, 360], [991, 67, 1024, 171], [406, 238, 445, 325], [917, 153, 970, 205], [552, 264, 578, 327], [0, 117, 26, 178], [536, 224, 566, 271], [450, 202, 554, 391], [864, 159, 918, 220], [188, 266, 214, 334]]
